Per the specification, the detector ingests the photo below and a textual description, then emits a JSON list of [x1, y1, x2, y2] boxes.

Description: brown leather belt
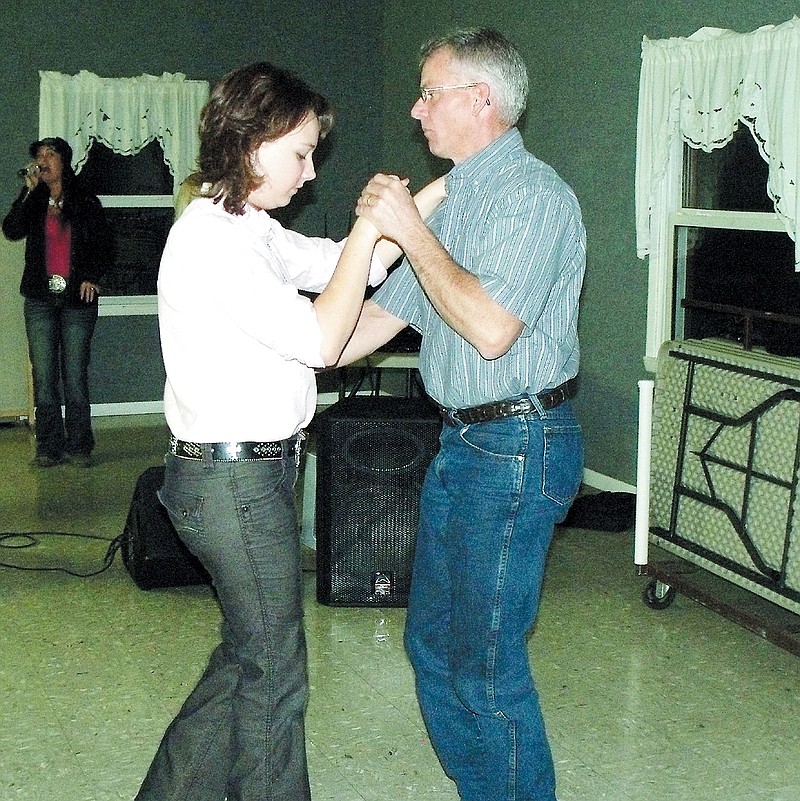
[[440, 378, 577, 427], [168, 435, 301, 461]]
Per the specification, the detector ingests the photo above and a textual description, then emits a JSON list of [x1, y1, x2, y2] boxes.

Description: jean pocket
[[458, 421, 523, 458], [542, 423, 584, 506], [157, 486, 205, 536]]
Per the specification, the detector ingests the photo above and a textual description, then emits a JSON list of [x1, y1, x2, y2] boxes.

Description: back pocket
[[542, 424, 584, 506]]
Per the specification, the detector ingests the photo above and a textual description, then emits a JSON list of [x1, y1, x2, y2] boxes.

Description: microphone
[[17, 165, 40, 179]]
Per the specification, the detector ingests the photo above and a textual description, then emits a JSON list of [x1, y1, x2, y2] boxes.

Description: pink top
[[45, 215, 72, 278]]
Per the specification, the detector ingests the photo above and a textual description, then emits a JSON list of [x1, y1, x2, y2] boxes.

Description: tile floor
[[1, 416, 799, 801]]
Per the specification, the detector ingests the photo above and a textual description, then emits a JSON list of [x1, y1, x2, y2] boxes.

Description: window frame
[[97, 193, 173, 317], [645, 138, 789, 370]]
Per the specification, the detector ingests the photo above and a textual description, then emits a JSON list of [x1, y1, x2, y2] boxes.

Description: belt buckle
[[48, 275, 67, 293], [214, 442, 244, 460]]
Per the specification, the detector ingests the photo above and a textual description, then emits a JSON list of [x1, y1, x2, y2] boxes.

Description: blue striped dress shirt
[[372, 128, 586, 409]]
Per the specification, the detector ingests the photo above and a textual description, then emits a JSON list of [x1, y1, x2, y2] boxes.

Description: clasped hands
[[356, 173, 414, 243], [357, 172, 447, 246]]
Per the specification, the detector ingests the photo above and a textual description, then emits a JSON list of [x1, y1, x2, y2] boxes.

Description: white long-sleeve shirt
[[158, 197, 386, 442]]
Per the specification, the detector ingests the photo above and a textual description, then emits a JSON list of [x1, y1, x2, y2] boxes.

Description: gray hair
[[420, 28, 528, 127]]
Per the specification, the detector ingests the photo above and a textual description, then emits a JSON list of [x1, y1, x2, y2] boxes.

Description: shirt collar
[[446, 128, 523, 189], [241, 202, 278, 241]]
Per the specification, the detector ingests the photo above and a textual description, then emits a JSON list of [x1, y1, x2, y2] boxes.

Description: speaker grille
[[315, 396, 441, 606]]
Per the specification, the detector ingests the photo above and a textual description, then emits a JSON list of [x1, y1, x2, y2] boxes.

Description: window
[[81, 139, 174, 298], [675, 125, 798, 354], [635, 19, 800, 368], [38, 69, 209, 315]]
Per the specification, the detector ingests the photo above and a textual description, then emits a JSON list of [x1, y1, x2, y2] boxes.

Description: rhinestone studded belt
[[440, 378, 577, 427], [169, 435, 296, 461]]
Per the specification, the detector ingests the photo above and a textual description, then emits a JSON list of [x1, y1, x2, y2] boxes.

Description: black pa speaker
[[315, 395, 442, 607], [122, 465, 211, 590]]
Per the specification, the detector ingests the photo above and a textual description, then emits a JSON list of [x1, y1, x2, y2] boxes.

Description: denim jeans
[[404, 401, 583, 801], [24, 296, 97, 458], [136, 444, 310, 801]]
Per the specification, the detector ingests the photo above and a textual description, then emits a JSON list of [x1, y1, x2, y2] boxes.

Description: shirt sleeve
[[2, 186, 39, 240], [476, 184, 583, 334], [268, 221, 388, 292], [370, 260, 422, 329]]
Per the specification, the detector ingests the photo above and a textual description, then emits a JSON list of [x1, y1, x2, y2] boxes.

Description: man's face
[[411, 49, 478, 164]]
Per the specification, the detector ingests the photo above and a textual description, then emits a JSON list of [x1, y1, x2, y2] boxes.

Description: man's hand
[[357, 174, 427, 247]]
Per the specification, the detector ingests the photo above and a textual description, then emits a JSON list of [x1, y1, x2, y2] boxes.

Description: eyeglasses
[[419, 82, 479, 103]]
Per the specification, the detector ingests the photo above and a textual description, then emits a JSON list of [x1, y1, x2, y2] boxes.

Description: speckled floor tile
[[2, 417, 800, 800]]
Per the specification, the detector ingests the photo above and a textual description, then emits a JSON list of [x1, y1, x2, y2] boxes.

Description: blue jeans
[[24, 296, 97, 458], [136, 443, 310, 801], [404, 401, 583, 801]]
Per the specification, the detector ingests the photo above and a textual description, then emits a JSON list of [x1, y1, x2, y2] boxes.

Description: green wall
[[0, 0, 384, 413], [1, 0, 798, 482], [0, 0, 385, 225]]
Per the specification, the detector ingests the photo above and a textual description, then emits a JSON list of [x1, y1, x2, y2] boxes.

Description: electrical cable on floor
[[0, 531, 121, 577]]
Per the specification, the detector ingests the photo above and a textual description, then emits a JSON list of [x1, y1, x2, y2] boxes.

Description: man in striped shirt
[[343, 27, 586, 801]]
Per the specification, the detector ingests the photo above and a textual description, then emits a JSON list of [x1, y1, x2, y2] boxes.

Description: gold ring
[[367, 195, 373, 206]]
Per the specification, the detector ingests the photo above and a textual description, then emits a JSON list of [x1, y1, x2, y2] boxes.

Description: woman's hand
[[349, 212, 382, 244], [80, 282, 100, 303], [23, 164, 41, 192]]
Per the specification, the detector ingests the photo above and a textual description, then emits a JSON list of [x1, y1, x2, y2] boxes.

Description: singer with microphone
[[2, 136, 113, 468]]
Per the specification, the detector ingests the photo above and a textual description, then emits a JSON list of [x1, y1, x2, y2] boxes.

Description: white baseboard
[[90, 401, 164, 417], [582, 468, 636, 494]]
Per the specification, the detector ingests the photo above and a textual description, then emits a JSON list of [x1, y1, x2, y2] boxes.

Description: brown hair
[[197, 62, 334, 215]]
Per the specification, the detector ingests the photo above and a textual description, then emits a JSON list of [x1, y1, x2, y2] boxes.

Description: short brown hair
[[198, 62, 334, 215]]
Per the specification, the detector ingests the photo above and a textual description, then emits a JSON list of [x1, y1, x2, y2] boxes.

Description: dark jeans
[[24, 296, 97, 458], [405, 401, 584, 801], [136, 445, 310, 801]]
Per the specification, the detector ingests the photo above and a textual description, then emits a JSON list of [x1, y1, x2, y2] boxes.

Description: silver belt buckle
[[48, 275, 67, 293]]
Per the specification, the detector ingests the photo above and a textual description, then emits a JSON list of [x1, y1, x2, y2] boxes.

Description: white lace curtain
[[38, 70, 209, 196], [635, 17, 800, 268]]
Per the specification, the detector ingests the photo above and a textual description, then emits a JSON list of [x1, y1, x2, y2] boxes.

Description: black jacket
[[2, 180, 113, 307]]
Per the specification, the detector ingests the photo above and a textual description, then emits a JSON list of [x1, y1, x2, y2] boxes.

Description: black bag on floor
[[562, 491, 636, 532], [122, 466, 210, 589]]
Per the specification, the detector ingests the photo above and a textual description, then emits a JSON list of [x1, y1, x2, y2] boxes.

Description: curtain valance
[[38, 70, 209, 196], [635, 17, 800, 268]]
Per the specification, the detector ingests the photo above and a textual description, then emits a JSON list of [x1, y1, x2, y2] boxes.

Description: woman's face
[[247, 114, 321, 211], [34, 146, 64, 186]]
